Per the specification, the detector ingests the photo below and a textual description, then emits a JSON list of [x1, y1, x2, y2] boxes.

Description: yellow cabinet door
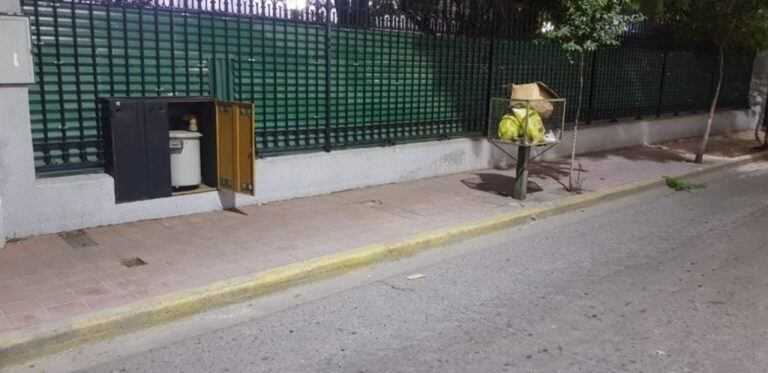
[[215, 101, 255, 195]]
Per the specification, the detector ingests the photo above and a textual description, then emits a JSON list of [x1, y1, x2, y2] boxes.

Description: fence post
[[585, 49, 598, 124], [656, 27, 669, 118], [706, 52, 719, 113], [323, 1, 333, 152], [483, 5, 495, 133]]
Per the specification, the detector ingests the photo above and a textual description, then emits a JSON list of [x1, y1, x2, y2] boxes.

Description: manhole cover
[[120, 257, 147, 268], [59, 230, 97, 248]]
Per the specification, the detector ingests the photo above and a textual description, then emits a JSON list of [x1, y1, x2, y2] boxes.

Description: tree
[[631, 0, 689, 22], [541, 0, 644, 191], [670, 0, 768, 163], [336, 0, 369, 27]]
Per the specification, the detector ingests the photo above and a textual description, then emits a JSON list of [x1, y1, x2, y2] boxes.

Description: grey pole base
[[513, 145, 532, 200]]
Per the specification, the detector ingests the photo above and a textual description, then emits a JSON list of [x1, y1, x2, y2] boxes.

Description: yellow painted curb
[[1, 151, 766, 368]]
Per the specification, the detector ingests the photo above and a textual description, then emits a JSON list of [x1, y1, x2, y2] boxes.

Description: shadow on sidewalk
[[461, 173, 543, 198]]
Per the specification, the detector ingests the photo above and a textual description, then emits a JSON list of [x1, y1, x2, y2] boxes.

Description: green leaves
[[663, 176, 707, 191], [541, 0, 645, 60], [670, 0, 768, 51]]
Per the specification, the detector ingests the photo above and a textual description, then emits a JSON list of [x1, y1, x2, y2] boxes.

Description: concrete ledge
[[0, 107, 755, 241], [1, 150, 765, 369]]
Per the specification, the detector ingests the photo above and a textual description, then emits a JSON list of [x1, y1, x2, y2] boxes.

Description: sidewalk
[[0, 131, 761, 335]]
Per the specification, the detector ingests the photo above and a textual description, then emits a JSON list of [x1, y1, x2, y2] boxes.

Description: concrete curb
[[1, 151, 766, 368]]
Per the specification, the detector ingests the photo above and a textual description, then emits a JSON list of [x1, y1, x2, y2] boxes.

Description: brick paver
[[0, 131, 760, 334]]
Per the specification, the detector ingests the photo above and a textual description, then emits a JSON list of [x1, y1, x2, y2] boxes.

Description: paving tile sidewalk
[[0, 131, 761, 334]]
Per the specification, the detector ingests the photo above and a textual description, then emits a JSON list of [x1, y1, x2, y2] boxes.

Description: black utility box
[[100, 98, 172, 203], [100, 96, 256, 203]]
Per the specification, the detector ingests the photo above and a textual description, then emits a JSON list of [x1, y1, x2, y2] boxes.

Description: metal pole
[[585, 49, 598, 124], [656, 25, 669, 118], [483, 4, 495, 131], [323, 1, 333, 152], [513, 145, 531, 200]]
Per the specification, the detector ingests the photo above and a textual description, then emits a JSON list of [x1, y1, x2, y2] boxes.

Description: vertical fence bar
[[52, 2, 69, 163], [292, 18, 300, 145], [361, 27, 368, 142], [31, 0, 51, 165], [209, 0, 217, 96], [323, 1, 332, 152], [88, 2, 102, 161], [483, 7, 495, 134], [281, 19, 291, 146], [248, 0, 254, 104], [416, 32, 425, 138], [260, 4, 271, 149], [585, 49, 598, 124], [121, 5, 130, 96], [105, 3, 115, 96], [139, 6, 146, 96], [235, 0, 242, 101], [196, 0, 203, 94], [447, 34, 456, 136], [153, 1, 161, 95], [271, 16, 281, 148], [223, 0, 230, 98], [385, 26, 394, 140], [169, 0, 178, 95], [342, 23, 350, 145], [183, 0, 190, 95], [436, 28, 445, 137], [70, 0, 86, 161], [656, 28, 669, 118]]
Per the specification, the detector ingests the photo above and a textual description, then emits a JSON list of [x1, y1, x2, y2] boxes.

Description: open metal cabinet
[[100, 97, 255, 203], [215, 101, 255, 195]]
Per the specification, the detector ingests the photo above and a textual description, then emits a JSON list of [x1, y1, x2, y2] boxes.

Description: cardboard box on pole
[[503, 81, 560, 118]]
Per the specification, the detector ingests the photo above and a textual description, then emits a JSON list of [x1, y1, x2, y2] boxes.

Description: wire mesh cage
[[488, 97, 566, 147]]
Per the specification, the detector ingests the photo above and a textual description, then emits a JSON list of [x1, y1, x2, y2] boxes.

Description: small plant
[[663, 176, 707, 192], [569, 161, 586, 193], [540, 0, 644, 191]]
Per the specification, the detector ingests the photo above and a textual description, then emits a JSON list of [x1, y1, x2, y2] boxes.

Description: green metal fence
[[23, 0, 754, 175]]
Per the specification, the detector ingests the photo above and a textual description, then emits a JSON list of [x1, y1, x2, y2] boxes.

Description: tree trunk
[[754, 97, 766, 145], [763, 99, 768, 148], [568, 52, 586, 191], [695, 47, 724, 164]]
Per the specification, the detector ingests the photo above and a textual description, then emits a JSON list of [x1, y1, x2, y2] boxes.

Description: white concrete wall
[[233, 109, 753, 208], [0, 0, 26, 249], [0, 105, 757, 242], [2, 136, 517, 240], [0, 0, 21, 14], [537, 109, 751, 160], [239, 138, 514, 205]]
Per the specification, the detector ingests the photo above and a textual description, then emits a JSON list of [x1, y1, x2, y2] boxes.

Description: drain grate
[[120, 257, 147, 268], [59, 230, 98, 248]]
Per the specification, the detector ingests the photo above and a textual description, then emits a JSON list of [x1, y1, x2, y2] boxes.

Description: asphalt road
[[18, 161, 768, 372]]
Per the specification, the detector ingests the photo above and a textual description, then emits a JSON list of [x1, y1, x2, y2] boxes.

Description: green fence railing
[[23, 0, 754, 175]]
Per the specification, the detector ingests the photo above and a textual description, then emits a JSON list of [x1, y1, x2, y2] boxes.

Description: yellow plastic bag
[[497, 114, 521, 141], [512, 108, 544, 144]]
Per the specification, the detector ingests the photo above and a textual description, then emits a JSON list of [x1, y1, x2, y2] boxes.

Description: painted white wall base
[[0, 103, 754, 244], [538, 109, 751, 161], [0, 196, 4, 248]]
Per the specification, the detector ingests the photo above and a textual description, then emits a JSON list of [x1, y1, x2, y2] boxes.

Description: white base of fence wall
[[0, 196, 4, 248], [0, 92, 755, 244], [537, 110, 751, 161]]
